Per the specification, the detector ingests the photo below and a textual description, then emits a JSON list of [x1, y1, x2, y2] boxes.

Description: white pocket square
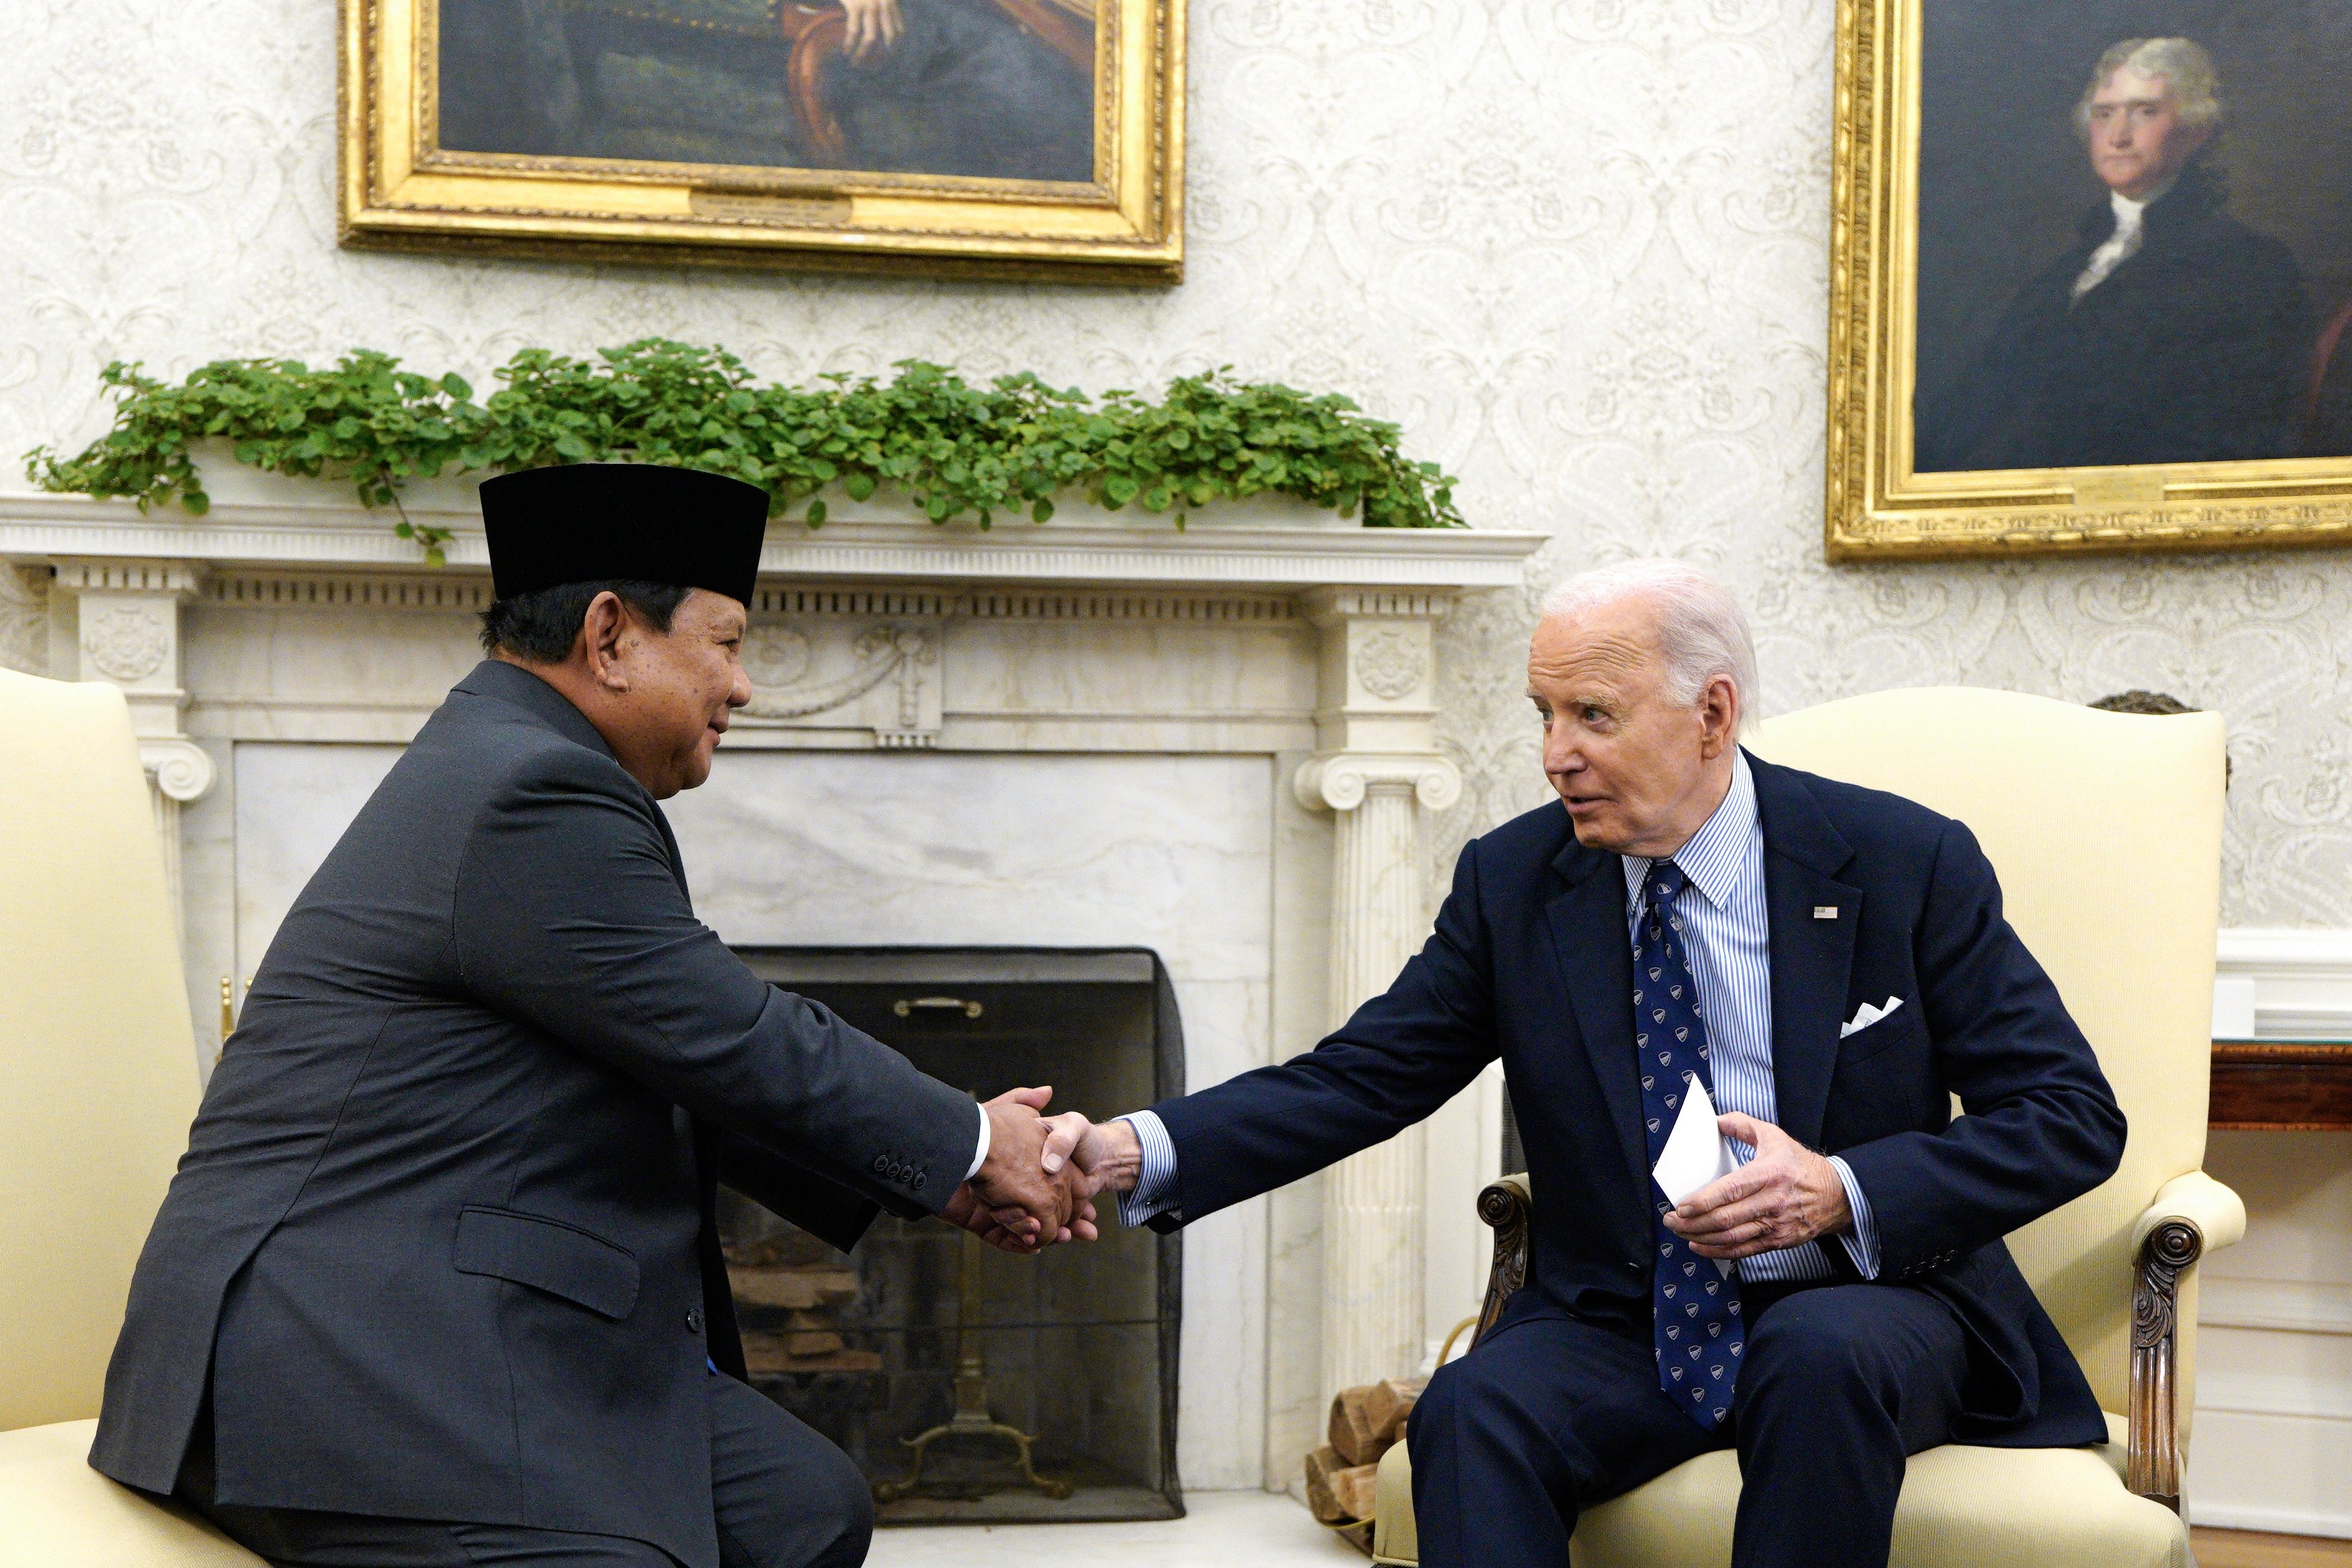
[[1840, 996, 1904, 1038]]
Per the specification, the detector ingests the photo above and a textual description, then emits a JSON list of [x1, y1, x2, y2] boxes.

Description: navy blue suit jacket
[[1149, 753, 2125, 1445]]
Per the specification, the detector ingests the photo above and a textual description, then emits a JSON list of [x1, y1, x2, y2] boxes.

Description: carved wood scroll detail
[[1473, 1178, 1532, 1351], [2127, 1218, 2204, 1511]]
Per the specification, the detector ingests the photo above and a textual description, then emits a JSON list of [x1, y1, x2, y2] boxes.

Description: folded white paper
[[1651, 1071, 1736, 1208], [1840, 995, 1904, 1038]]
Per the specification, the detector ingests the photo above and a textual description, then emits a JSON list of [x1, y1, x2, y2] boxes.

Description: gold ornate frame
[[339, 0, 1182, 284], [1824, 0, 2352, 560]]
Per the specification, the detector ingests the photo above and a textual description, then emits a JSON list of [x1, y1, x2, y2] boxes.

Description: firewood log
[[1327, 1385, 1389, 1465], [1362, 1376, 1423, 1446], [1330, 1461, 1380, 1523], [1304, 1444, 1352, 1523]]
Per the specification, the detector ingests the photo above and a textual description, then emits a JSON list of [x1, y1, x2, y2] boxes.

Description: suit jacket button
[[686, 1307, 705, 1335]]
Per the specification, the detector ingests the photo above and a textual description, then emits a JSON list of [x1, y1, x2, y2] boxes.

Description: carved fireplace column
[[52, 559, 215, 924], [1293, 587, 1461, 1399]]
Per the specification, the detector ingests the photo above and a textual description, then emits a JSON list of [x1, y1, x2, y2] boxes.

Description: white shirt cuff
[[963, 1099, 990, 1183], [1829, 1154, 1881, 1280], [1115, 1110, 1181, 1228]]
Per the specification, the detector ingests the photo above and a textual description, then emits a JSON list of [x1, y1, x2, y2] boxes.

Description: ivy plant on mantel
[[26, 339, 1463, 566]]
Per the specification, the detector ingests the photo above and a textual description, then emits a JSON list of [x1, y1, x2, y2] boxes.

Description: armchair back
[[1748, 687, 2224, 1437], [0, 670, 200, 1431]]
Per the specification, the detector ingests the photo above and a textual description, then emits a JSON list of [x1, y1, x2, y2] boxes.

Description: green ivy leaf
[[21, 341, 1461, 551]]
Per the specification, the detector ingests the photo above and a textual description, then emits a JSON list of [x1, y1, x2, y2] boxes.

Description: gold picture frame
[[1825, 0, 2352, 560], [339, 0, 1182, 284]]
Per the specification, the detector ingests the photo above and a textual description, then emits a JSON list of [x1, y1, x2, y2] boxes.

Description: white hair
[[2075, 38, 2224, 138], [1537, 559, 1759, 732]]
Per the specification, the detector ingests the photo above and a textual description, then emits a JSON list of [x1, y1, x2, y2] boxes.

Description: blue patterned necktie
[[1633, 858, 1745, 1430]]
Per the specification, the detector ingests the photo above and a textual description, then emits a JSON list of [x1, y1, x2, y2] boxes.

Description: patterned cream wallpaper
[[2, 0, 2347, 922]]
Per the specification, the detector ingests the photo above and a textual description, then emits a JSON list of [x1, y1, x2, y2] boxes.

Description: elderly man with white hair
[[1052, 559, 2125, 1568], [1919, 35, 2310, 470]]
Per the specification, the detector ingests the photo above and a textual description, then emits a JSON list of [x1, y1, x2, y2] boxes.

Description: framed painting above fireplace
[[339, 0, 1184, 284]]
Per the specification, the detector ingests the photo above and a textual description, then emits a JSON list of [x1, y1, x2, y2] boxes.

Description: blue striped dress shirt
[[1118, 752, 1881, 1283], [1618, 751, 1878, 1283]]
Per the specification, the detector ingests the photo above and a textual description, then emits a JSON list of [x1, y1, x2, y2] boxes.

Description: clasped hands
[[940, 1088, 1122, 1255], [1662, 1112, 1852, 1259]]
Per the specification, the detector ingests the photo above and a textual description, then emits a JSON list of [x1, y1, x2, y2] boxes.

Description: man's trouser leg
[[705, 1371, 873, 1568], [172, 1373, 873, 1568], [1407, 1309, 1722, 1568], [1730, 1282, 1969, 1568]]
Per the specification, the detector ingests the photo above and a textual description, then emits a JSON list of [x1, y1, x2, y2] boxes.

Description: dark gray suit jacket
[[90, 660, 979, 1566]]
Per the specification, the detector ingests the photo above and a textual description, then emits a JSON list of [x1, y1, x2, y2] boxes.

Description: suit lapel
[[1750, 757, 1862, 1151], [1544, 838, 1648, 1201]]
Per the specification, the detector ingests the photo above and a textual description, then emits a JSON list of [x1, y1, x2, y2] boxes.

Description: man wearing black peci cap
[[88, 464, 1101, 1568]]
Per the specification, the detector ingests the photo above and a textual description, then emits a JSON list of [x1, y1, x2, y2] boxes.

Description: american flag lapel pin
[[1813, 905, 1838, 920]]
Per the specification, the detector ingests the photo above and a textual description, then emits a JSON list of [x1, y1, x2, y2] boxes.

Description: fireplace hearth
[[724, 948, 1184, 1524]]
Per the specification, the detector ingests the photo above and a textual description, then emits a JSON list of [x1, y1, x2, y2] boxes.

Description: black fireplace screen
[[724, 948, 1184, 1524]]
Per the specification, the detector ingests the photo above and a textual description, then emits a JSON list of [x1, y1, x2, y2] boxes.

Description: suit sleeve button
[[873, 1155, 890, 1174], [912, 1172, 927, 1192]]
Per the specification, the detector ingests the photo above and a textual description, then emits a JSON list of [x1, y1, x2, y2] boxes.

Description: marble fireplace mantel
[[0, 488, 1538, 590], [4, 487, 1543, 1493]]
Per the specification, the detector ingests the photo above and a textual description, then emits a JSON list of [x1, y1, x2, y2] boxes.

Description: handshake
[[938, 1086, 1140, 1253]]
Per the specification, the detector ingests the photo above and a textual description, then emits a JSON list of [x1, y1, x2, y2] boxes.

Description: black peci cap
[[480, 463, 770, 608]]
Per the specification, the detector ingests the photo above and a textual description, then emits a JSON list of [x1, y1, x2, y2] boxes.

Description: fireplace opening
[[724, 947, 1184, 1524]]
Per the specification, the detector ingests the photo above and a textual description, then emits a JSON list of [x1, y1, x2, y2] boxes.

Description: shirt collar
[[1620, 749, 1758, 913], [2109, 177, 2171, 229]]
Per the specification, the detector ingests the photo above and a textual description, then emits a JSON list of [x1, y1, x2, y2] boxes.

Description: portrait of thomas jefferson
[[1916, 37, 2316, 472]]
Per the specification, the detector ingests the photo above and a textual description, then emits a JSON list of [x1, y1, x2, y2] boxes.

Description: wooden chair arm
[[2126, 1171, 2244, 1511], [1473, 1174, 1532, 1350], [1475, 1165, 2229, 1514]]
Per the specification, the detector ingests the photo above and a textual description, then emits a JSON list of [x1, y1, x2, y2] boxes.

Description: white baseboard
[[2195, 1372, 2352, 1422], [2201, 1278, 2352, 1336], [2216, 928, 2352, 1041], [2186, 1500, 2352, 1540]]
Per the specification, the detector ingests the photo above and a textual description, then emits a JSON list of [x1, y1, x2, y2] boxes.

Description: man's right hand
[[1037, 1111, 1141, 1195]]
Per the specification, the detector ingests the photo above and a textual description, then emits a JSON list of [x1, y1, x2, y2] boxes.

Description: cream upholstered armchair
[[1372, 688, 2246, 1568], [0, 670, 264, 1567]]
